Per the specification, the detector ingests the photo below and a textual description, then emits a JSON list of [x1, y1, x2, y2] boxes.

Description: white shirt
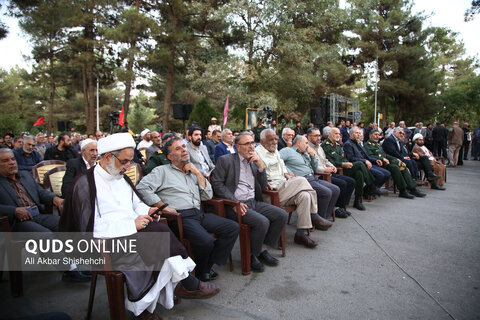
[[137, 140, 153, 150], [82, 156, 95, 170], [421, 145, 435, 161], [255, 144, 288, 189], [93, 165, 150, 239]]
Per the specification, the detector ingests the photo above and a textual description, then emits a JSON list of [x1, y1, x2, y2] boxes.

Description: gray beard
[[106, 159, 123, 180]]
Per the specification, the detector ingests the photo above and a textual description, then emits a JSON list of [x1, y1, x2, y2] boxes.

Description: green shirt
[[144, 149, 170, 175], [364, 140, 397, 163], [279, 147, 317, 177], [320, 139, 348, 167]]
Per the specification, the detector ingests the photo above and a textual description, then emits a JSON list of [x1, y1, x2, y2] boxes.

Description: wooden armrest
[[213, 197, 243, 224], [202, 198, 226, 218], [262, 189, 280, 206], [316, 172, 332, 182], [162, 211, 184, 241], [336, 167, 343, 175], [1, 216, 11, 232]]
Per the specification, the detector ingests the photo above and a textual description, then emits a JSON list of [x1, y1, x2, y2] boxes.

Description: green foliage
[[128, 93, 157, 134], [0, 114, 25, 136], [188, 99, 221, 132]]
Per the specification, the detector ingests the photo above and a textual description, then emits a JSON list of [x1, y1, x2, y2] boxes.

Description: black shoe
[[370, 186, 386, 196], [427, 173, 440, 182], [258, 250, 279, 266], [353, 197, 365, 211], [335, 208, 348, 219], [399, 190, 414, 199], [62, 269, 91, 282], [250, 254, 265, 272], [198, 273, 211, 282], [410, 188, 426, 198], [431, 184, 446, 190], [209, 269, 219, 280], [344, 209, 352, 216]]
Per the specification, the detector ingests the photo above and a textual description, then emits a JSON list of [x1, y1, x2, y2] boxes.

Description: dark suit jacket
[[343, 139, 377, 164], [0, 171, 55, 225], [204, 140, 217, 162], [382, 135, 409, 160], [214, 141, 237, 163], [340, 126, 350, 142], [277, 138, 287, 151], [211, 153, 267, 202], [61, 157, 87, 198]]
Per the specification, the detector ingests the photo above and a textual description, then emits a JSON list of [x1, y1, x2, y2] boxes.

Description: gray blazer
[[0, 171, 55, 225], [211, 153, 267, 202], [187, 142, 215, 175]]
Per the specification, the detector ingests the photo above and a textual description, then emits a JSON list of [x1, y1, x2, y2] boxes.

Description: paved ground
[[1, 160, 479, 320]]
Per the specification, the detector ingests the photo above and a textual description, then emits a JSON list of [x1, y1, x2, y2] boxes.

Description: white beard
[[106, 159, 123, 180]]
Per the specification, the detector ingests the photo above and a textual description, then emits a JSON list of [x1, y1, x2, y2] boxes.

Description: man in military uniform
[[321, 127, 382, 211], [364, 130, 426, 199], [252, 117, 265, 142], [143, 133, 176, 174]]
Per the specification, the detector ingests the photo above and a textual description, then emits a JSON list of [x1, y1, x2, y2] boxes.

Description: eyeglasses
[[112, 153, 134, 168], [237, 141, 255, 146], [398, 132, 405, 135]]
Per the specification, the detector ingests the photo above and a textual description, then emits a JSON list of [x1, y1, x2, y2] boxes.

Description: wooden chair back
[[125, 163, 143, 186], [32, 160, 66, 186]]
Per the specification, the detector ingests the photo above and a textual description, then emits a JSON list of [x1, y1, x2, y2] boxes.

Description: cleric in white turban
[[137, 129, 153, 151]]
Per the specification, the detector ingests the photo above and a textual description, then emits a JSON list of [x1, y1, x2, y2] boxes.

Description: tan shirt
[[308, 141, 334, 173], [255, 144, 288, 189]]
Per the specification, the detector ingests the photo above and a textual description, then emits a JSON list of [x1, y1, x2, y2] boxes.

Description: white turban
[[412, 133, 423, 142], [97, 133, 136, 155], [140, 129, 150, 137], [80, 138, 96, 150]]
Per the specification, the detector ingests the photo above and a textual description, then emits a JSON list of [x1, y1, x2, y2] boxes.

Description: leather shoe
[[209, 269, 219, 280], [399, 190, 414, 199], [410, 189, 426, 197], [431, 184, 446, 190], [250, 254, 265, 272], [335, 208, 348, 219], [198, 272, 211, 282], [354, 196, 365, 211], [294, 234, 318, 248], [175, 281, 220, 299], [344, 209, 352, 216], [312, 216, 333, 230], [427, 173, 440, 180], [258, 250, 279, 266], [414, 179, 426, 186], [62, 269, 91, 282]]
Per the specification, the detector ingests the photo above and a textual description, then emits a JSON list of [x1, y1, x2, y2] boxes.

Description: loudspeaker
[[57, 121, 66, 132], [173, 104, 194, 120], [310, 108, 322, 125]]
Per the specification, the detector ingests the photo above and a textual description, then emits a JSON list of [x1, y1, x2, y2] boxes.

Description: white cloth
[[97, 133, 136, 155], [137, 140, 153, 150], [125, 256, 195, 315], [80, 138, 95, 150], [93, 165, 150, 239], [421, 145, 435, 161], [255, 144, 288, 189], [412, 133, 423, 142], [141, 129, 150, 137]]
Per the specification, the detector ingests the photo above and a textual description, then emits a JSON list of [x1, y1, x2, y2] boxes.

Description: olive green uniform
[[321, 139, 374, 196], [252, 125, 264, 142], [144, 149, 170, 174], [364, 140, 417, 192]]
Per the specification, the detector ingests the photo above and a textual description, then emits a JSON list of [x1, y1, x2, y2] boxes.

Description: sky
[[0, 0, 478, 72]]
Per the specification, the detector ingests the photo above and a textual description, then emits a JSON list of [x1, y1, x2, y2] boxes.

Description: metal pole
[[96, 78, 99, 131], [374, 57, 378, 125]]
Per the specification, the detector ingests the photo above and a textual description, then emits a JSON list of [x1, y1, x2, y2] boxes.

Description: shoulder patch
[[157, 150, 163, 154]]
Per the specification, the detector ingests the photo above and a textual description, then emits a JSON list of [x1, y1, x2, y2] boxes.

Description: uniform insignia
[[157, 150, 163, 154]]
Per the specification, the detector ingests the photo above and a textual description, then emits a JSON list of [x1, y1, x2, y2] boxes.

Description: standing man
[[35, 133, 48, 158], [424, 123, 434, 152], [214, 129, 236, 162], [137, 137, 238, 282], [252, 117, 265, 142], [462, 122, 471, 160], [294, 121, 304, 137], [257, 129, 320, 248], [61, 139, 98, 198], [280, 135, 340, 222], [473, 122, 480, 160], [340, 120, 351, 143], [14, 136, 43, 172], [365, 130, 426, 198], [186, 127, 215, 177], [211, 132, 287, 272], [95, 130, 104, 141], [44, 133, 77, 162], [432, 122, 448, 158], [321, 128, 382, 211], [307, 128, 355, 217], [447, 121, 464, 167], [145, 131, 162, 161], [207, 117, 222, 134], [277, 128, 295, 151]]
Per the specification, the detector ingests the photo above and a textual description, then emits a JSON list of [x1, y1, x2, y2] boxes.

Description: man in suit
[[61, 139, 98, 198], [205, 129, 221, 162], [277, 128, 294, 151], [343, 127, 391, 190], [382, 127, 421, 180], [214, 129, 236, 162], [0, 148, 89, 282], [432, 122, 448, 158], [211, 132, 287, 272], [340, 120, 351, 143], [186, 126, 215, 177]]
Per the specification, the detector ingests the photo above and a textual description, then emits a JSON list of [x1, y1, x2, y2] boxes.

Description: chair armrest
[[162, 211, 184, 241], [262, 189, 280, 206], [1, 216, 11, 232], [316, 172, 332, 183], [336, 167, 343, 175], [213, 197, 243, 224], [202, 198, 226, 218]]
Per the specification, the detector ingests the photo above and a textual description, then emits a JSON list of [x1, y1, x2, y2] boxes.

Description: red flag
[[223, 95, 229, 127], [118, 106, 125, 127], [33, 116, 44, 127]]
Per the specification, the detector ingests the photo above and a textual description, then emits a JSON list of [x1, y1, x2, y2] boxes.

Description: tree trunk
[[162, 16, 178, 133], [81, 64, 90, 134], [123, 39, 136, 121], [87, 61, 95, 133]]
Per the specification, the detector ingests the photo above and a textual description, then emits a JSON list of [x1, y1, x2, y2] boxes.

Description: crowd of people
[[0, 117, 479, 320]]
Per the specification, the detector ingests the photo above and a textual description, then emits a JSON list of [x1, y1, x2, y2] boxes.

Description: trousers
[[343, 161, 375, 196], [330, 174, 355, 208], [370, 165, 391, 187], [305, 176, 340, 218]]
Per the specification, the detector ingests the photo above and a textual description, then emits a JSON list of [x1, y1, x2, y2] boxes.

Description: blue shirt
[[14, 149, 43, 172]]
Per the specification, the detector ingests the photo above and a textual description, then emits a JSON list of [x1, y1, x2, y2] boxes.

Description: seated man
[[60, 133, 219, 320], [214, 128, 236, 162], [321, 128, 383, 211], [44, 133, 77, 162], [186, 126, 215, 177], [256, 129, 320, 248], [277, 128, 294, 151], [61, 139, 98, 198], [411, 134, 446, 190], [137, 137, 238, 282], [365, 130, 426, 198], [205, 129, 221, 162], [143, 133, 175, 175], [279, 135, 339, 224], [14, 136, 43, 172], [382, 127, 421, 180], [0, 148, 89, 282], [307, 128, 355, 218], [145, 131, 162, 161], [343, 127, 391, 192], [211, 132, 287, 272]]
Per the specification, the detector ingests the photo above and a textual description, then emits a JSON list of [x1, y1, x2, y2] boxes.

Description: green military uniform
[[364, 140, 417, 192], [144, 149, 170, 175], [321, 139, 375, 196], [252, 125, 264, 142]]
